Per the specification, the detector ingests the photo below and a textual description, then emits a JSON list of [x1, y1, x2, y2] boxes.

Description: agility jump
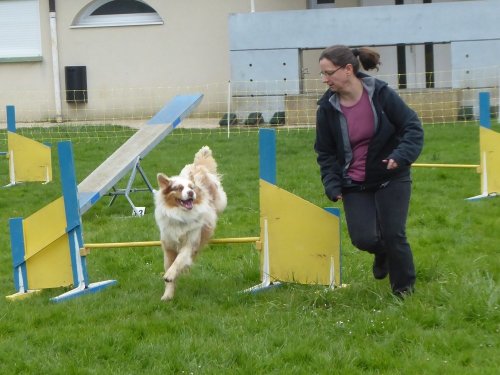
[[410, 92, 499, 200], [4, 105, 52, 186], [467, 92, 500, 200], [245, 129, 342, 292]]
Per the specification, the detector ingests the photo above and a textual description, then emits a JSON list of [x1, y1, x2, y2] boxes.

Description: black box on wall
[[65, 66, 87, 103]]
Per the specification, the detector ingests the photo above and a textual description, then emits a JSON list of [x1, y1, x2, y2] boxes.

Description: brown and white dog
[[154, 146, 227, 301]]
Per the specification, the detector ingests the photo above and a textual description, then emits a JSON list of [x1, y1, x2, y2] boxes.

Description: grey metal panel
[[229, 2, 500, 51], [230, 49, 300, 95], [451, 40, 500, 88]]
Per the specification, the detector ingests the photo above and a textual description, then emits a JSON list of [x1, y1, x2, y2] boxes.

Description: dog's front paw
[[161, 283, 175, 301], [161, 291, 174, 301]]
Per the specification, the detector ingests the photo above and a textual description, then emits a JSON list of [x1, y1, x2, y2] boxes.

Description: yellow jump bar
[[81, 237, 260, 255], [413, 163, 479, 169]]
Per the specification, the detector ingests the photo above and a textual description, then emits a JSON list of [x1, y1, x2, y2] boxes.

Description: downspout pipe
[[49, 0, 63, 123]]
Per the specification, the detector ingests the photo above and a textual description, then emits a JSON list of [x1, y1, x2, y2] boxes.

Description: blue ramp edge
[[78, 191, 101, 213], [147, 93, 203, 127]]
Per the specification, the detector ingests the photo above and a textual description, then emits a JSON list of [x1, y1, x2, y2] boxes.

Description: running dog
[[154, 146, 227, 301]]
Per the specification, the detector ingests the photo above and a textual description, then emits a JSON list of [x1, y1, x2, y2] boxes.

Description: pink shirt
[[340, 89, 374, 182]]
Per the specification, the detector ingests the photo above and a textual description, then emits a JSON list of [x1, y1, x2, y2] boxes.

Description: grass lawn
[[0, 124, 498, 374]]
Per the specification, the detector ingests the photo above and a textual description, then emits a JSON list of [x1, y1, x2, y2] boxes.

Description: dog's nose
[[187, 190, 194, 198]]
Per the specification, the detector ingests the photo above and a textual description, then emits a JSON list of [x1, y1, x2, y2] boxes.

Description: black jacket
[[314, 73, 424, 201]]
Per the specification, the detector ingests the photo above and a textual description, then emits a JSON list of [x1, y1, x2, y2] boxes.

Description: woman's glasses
[[319, 65, 345, 78]]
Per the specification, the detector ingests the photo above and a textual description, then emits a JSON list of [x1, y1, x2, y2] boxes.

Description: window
[[397, 44, 407, 89], [425, 43, 435, 88], [307, 0, 335, 9], [72, 0, 163, 28], [0, 0, 42, 62]]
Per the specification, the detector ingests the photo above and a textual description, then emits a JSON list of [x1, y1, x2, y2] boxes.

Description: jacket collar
[[318, 72, 387, 108]]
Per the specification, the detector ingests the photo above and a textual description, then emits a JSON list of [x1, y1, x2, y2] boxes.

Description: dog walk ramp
[[77, 93, 203, 215]]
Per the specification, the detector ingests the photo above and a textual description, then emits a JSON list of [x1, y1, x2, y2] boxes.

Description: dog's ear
[[157, 173, 170, 189]]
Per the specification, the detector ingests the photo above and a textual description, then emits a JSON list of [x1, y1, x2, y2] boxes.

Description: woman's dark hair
[[319, 45, 381, 73]]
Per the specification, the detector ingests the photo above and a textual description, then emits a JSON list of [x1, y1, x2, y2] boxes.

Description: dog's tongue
[[182, 199, 194, 210]]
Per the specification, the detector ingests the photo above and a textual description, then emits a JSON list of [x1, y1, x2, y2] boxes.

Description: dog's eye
[[176, 185, 183, 191]]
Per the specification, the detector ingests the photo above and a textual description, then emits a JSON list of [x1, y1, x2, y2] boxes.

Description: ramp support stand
[[107, 156, 154, 215]]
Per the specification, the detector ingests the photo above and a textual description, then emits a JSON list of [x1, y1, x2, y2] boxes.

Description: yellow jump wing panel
[[480, 126, 500, 195], [260, 180, 341, 286], [7, 132, 52, 183], [23, 197, 73, 289]]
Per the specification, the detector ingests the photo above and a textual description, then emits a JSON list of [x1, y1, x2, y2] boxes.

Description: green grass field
[[0, 124, 498, 374]]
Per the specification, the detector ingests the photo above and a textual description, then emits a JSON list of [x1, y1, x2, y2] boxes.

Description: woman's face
[[319, 58, 348, 93]]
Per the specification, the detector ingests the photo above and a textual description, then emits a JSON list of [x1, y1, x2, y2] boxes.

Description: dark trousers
[[342, 179, 415, 293]]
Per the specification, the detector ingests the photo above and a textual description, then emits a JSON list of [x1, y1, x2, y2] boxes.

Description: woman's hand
[[382, 158, 398, 170]]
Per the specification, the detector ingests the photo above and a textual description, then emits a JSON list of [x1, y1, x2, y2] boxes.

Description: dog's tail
[[193, 146, 218, 174]]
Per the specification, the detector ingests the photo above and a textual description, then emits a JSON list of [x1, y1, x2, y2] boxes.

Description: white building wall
[[0, 0, 307, 122]]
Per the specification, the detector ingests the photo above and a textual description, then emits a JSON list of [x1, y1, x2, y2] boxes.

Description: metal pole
[[49, 0, 63, 123], [227, 80, 231, 138]]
